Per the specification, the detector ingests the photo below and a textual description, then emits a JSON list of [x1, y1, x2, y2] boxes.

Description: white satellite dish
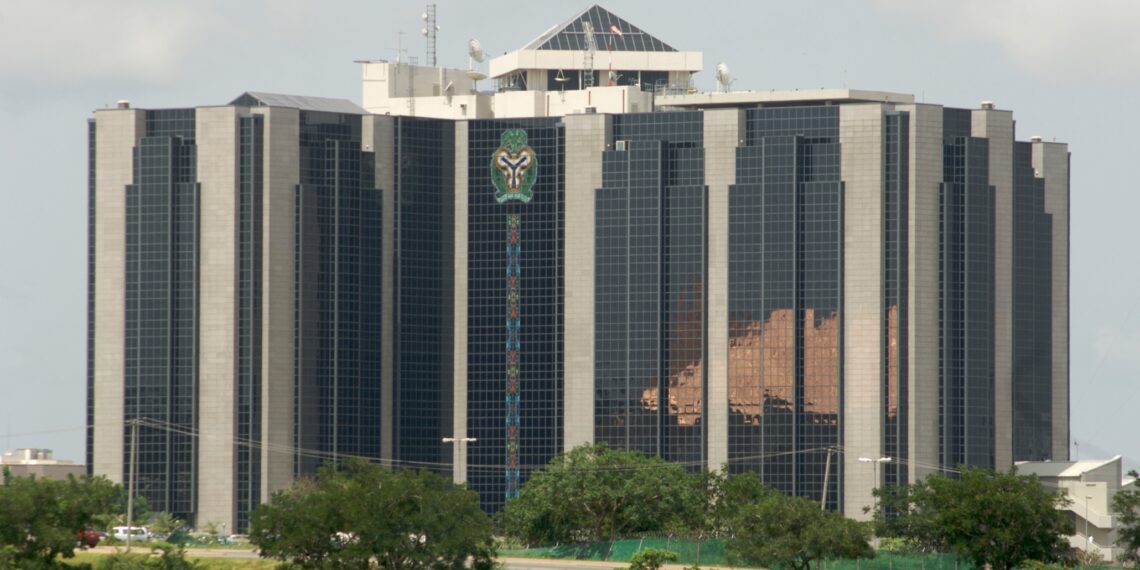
[[715, 62, 731, 92], [468, 38, 485, 63], [466, 38, 487, 83]]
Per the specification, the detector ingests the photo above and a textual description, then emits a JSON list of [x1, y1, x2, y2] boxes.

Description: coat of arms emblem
[[490, 129, 537, 204]]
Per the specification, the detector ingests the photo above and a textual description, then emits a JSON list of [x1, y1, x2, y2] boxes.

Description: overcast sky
[[1, 0, 1137, 471]]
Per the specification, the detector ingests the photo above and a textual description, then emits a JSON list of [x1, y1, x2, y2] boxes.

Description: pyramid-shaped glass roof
[[523, 5, 677, 53]]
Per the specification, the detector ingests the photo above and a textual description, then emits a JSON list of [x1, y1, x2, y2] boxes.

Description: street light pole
[[126, 418, 139, 553], [442, 437, 477, 484], [1085, 495, 1092, 554]]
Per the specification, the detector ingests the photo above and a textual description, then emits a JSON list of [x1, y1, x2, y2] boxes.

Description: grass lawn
[[66, 551, 277, 569]]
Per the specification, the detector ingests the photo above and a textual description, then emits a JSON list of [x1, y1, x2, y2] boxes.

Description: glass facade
[[235, 115, 264, 531], [293, 111, 384, 477], [595, 112, 707, 467], [1011, 142, 1053, 461], [393, 117, 456, 472], [939, 109, 995, 470], [728, 107, 842, 508], [86, 119, 96, 477], [883, 112, 909, 488], [124, 109, 199, 522], [466, 118, 564, 511]]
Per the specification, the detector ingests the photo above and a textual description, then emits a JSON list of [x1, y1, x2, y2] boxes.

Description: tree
[[149, 511, 185, 537], [250, 458, 495, 570], [1112, 469, 1140, 564], [497, 442, 701, 544], [727, 493, 873, 570], [872, 467, 1073, 570], [0, 473, 119, 567]]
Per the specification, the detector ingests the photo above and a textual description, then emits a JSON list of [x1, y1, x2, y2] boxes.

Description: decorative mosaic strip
[[505, 213, 521, 499]]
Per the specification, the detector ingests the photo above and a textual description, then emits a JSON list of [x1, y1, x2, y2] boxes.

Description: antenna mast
[[422, 4, 439, 67], [581, 20, 596, 88]]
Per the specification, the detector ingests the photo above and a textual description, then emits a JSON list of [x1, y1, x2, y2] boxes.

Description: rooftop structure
[[1018, 457, 1135, 562]]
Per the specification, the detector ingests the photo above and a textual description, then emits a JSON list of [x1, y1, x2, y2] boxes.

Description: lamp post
[[442, 437, 477, 484], [1085, 495, 1092, 554], [858, 456, 893, 491]]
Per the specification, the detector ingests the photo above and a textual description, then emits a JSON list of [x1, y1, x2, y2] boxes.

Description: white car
[[111, 526, 153, 542]]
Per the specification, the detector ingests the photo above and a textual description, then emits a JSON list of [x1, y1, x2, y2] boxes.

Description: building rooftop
[[657, 88, 916, 107], [1016, 456, 1122, 479], [521, 5, 678, 52], [230, 92, 366, 114]]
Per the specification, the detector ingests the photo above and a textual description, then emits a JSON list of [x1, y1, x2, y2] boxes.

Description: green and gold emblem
[[490, 129, 537, 204]]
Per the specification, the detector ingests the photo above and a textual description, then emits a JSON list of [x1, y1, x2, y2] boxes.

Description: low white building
[[1017, 456, 1137, 562], [1, 448, 86, 480]]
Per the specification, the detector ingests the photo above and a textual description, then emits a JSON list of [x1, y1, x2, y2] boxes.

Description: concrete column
[[562, 113, 610, 451], [1033, 141, 1070, 461], [257, 106, 299, 499], [972, 108, 1014, 470], [364, 115, 397, 462], [702, 108, 744, 472], [92, 108, 144, 484], [840, 104, 885, 520], [452, 121, 470, 483], [196, 106, 239, 531], [901, 104, 943, 484]]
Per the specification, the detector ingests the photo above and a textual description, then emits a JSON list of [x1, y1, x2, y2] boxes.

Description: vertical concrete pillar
[[1033, 141, 1070, 461], [901, 104, 943, 484], [451, 121, 470, 483], [364, 115, 397, 462], [196, 106, 239, 531], [840, 104, 885, 520], [92, 108, 144, 484], [562, 113, 610, 451], [972, 108, 1014, 470], [702, 108, 744, 472], [257, 106, 299, 499]]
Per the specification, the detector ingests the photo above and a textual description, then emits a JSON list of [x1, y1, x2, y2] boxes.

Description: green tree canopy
[[0, 473, 119, 568], [250, 458, 495, 570], [497, 442, 702, 545], [873, 467, 1073, 570], [727, 492, 873, 570], [1112, 469, 1140, 564]]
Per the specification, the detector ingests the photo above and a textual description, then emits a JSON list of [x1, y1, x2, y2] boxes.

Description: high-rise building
[[88, 5, 1069, 528]]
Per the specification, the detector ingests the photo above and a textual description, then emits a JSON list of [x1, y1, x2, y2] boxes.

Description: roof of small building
[[520, 5, 678, 53], [230, 92, 366, 114], [1016, 456, 1122, 479]]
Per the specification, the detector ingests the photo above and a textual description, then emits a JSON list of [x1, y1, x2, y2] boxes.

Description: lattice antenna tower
[[581, 20, 596, 88], [421, 5, 439, 67]]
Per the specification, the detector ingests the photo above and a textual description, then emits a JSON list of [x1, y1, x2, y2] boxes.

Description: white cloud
[[873, 0, 1140, 83], [0, 1, 218, 85]]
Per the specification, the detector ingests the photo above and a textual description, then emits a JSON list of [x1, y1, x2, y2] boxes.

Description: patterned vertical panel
[[491, 129, 536, 500], [505, 213, 522, 498]]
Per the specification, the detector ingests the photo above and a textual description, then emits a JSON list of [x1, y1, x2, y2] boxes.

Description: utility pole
[[820, 447, 833, 510], [126, 418, 139, 553]]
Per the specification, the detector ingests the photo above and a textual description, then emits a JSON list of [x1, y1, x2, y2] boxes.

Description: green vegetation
[[498, 443, 702, 544], [498, 443, 873, 570], [626, 547, 678, 570], [249, 457, 495, 570], [1112, 469, 1140, 564], [0, 470, 119, 568], [872, 467, 1073, 570]]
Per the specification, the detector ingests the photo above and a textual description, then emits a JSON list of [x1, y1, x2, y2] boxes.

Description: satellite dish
[[468, 38, 485, 63], [464, 70, 487, 81], [554, 69, 570, 82], [715, 62, 731, 91]]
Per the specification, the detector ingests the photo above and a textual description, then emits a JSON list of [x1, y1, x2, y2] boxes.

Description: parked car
[[111, 526, 153, 542], [76, 529, 101, 548]]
